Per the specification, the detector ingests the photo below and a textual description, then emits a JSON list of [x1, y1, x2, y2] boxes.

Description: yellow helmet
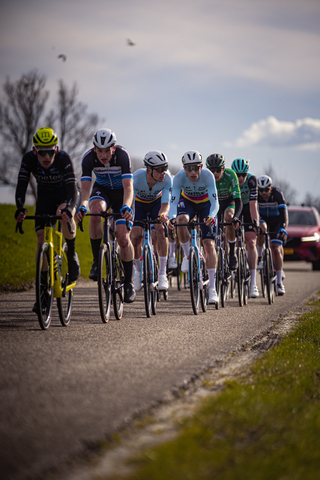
[[33, 127, 59, 147]]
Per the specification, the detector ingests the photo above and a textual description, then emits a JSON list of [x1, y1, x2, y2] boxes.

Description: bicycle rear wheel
[[143, 245, 152, 318], [57, 243, 73, 326], [189, 247, 200, 315], [36, 242, 54, 330], [113, 251, 124, 320], [236, 248, 244, 307], [98, 243, 112, 323]]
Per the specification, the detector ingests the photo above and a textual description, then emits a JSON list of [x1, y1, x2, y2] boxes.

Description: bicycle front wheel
[[189, 247, 200, 315], [57, 243, 73, 326], [143, 245, 152, 318], [36, 242, 54, 330], [200, 255, 208, 313], [237, 248, 244, 307], [242, 250, 249, 306], [113, 251, 124, 320], [98, 243, 112, 323], [265, 248, 274, 305], [151, 254, 158, 315], [221, 248, 228, 308]]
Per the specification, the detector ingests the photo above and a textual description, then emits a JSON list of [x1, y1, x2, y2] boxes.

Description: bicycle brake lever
[[67, 221, 75, 235], [78, 219, 84, 232], [16, 222, 24, 234]]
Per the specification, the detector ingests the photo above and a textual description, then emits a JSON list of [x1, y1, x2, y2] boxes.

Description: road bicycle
[[16, 215, 76, 330], [258, 229, 278, 304], [138, 215, 170, 318], [81, 212, 126, 323], [174, 213, 211, 315], [215, 221, 232, 309]]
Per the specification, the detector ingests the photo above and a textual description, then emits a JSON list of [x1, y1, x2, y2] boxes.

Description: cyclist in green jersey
[[231, 158, 259, 298], [206, 154, 242, 270]]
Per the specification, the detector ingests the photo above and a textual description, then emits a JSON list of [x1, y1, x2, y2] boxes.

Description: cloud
[[226, 116, 320, 150]]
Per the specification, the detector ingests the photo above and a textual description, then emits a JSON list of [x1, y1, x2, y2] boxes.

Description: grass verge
[[0, 204, 93, 291], [111, 297, 320, 480]]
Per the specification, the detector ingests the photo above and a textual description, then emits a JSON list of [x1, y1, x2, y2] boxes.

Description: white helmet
[[93, 128, 116, 148], [258, 175, 272, 189], [182, 150, 202, 165], [143, 151, 168, 168]]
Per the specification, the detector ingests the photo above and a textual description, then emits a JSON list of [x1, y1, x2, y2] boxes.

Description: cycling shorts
[[89, 182, 124, 213], [176, 197, 216, 240], [133, 197, 161, 226], [241, 203, 255, 233], [260, 216, 286, 245], [35, 185, 81, 232]]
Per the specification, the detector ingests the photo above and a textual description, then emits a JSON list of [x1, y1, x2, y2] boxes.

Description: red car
[[284, 206, 320, 270]]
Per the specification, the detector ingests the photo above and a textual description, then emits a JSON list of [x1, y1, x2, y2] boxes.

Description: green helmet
[[206, 153, 225, 170], [33, 127, 59, 147], [231, 158, 249, 174]]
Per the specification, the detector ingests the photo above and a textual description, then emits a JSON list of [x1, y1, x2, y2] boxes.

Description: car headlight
[[301, 232, 320, 242]]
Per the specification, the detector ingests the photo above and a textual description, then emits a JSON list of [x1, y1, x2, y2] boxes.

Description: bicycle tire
[[151, 254, 158, 315], [189, 247, 200, 315], [221, 248, 228, 308], [36, 242, 54, 330], [143, 245, 152, 318], [200, 255, 208, 313], [98, 243, 112, 323], [56, 243, 73, 326], [265, 248, 274, 304], [215, 246, 222, 309], [236, 248, 244, 307], [113, 251, 124, 320], [242, 249, 249, 306]]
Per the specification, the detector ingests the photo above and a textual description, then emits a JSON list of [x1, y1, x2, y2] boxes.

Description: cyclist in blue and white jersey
[[257, 175, 287, 295], [75, 128, 135, 303], [231, 158, 260, 298], [131, 151, 172, 292], [169, 151, 219, 304]]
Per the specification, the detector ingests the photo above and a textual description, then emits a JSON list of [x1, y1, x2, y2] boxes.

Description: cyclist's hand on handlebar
[[231, 216, 241, 229], [75, 205, 87, 223], [58, 207, 73, 224], [157, 213, 168, 224], [204, 216, 215, 226], [168, 218, 175, 230], [277, 227, 287, 241], [120, 205, 133, 221], [14, 207, 27, 222]]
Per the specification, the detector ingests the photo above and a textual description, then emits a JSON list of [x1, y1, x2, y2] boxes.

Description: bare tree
[[0, 70, 49, 197], [45, 80, 102, 174], [302, 193, 320, 212], [263, 165, 297, 205]]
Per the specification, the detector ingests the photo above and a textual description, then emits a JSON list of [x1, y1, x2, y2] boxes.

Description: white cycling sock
[[159, 256, 167, 276], [208, 268, 216, 289], [181, 241, 190, 257], [169, 242, 175, 257], [134, 258, 141, 272], [250, 269, 256, 285]]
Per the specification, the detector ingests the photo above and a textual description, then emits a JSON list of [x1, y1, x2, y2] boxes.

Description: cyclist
[[257, 175, 287, 295], [169, 151, 219, 304], [131, 151, 172, 291], [15, 127, 81, 312], [75, 128, 136, 303], [206, 154, 242, 270], [231, 158, 259, 298]]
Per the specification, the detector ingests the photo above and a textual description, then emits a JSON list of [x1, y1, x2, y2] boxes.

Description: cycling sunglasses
[[236, 172, 247, 178], [184, 164, 201, 172], [259, 187, 271, 192], [36, 148, 56, 157], [153, 165, 168, 173], [210, 167, 222, 173]]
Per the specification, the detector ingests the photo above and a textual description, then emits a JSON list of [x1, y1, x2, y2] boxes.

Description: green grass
[[113, 298, 320, 480], [0, 204, 93, 291]]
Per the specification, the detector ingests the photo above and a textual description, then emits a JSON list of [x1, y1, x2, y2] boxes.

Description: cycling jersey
[[81, 145, 133, 189], [133, 168, 172, 204], [15, 149, 78, 211], [215, 168, 241, 203], [169, 169, 219, 219], [258, 187, 286, 218], [239, 173, 258, 205]]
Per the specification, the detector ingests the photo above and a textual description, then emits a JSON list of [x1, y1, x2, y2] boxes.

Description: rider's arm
[[158, 202, 170, 217], [168, 172, 184, 219], [122, 177, 134, 209], [79, 179, 92, 208], [234, 197, 243, 220], [279, 205, 287, 229], [249, 200, 259, 224]]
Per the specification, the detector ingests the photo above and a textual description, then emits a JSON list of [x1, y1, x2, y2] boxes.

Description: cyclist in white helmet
[[131, 151, 172, 292], [75, 128, 136, 303], [257, 175, 288, 295], [169, 151, 219, 305]]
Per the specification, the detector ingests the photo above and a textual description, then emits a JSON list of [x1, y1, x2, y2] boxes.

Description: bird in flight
[[57, 54, 67, 62], [127, 38, 136, 46]]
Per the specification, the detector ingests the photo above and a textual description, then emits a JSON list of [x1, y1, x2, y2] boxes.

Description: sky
[[1, 0, 320, 205]]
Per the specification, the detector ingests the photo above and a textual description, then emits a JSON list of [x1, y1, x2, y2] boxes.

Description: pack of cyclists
[[15, 126, 288, 316]]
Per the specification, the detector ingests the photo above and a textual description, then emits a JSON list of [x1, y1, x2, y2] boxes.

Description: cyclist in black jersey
[[15, 127, 81, 312], [257, 175, 288, 295], [231, 158, 260, 298], [75, 128, 135, 303]]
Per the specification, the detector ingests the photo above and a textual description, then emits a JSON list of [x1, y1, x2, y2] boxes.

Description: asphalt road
[[0, 261, 319, 480]]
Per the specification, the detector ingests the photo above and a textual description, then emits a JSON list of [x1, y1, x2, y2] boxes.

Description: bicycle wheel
[[200, 255, 208, 313], [56, 243, 73, 326], [36, 242, 54, 330], [221, 248, 228, 308], [215, 246, 222, 309], [113, 251, 124, 320], [265, 248, 274, 304], [236, 248, 244, 307], [98, 243, 112, 323], [151, 254, 158, 315], [189, 247, 200, 315], [143, 245, 152, 318], [260, 264, 266, 298], [242, 250, 249, 306]]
